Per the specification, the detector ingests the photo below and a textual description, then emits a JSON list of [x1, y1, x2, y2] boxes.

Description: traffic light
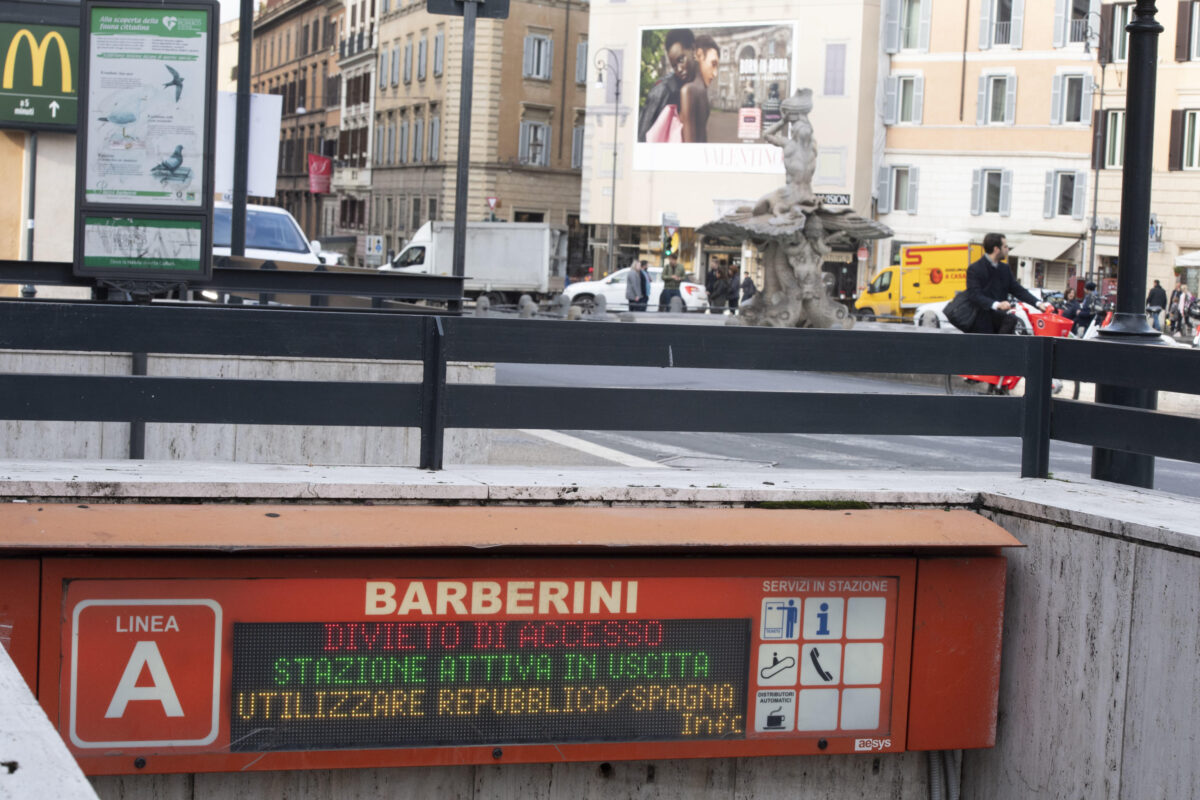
[[663, 231, 680, 258]]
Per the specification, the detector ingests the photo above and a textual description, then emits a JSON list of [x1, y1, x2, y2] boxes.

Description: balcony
[[1069, 18, 1089, 43], [993, 20, 1011, 46]]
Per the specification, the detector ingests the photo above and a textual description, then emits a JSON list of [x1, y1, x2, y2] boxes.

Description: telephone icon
[[809, 647, 834, 682]]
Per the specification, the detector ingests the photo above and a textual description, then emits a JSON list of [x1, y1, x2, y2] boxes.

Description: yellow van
[[854, 243, 982, 321]]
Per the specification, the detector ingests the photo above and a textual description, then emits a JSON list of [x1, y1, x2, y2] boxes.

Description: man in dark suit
[[966, 233, 1052, 334]]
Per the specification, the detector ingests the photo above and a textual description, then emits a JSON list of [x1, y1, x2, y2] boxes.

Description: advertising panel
[[82, 6, 210, 207], [0, 22, 78, 129], [634, 23, 794, 174], [47, 557, 916, 774]]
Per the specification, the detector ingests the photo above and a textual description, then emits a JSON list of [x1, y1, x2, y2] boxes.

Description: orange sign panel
[[45, 557, 919, 774]]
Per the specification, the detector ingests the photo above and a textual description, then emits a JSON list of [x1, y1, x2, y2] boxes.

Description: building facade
[[876, 0, 1102, 293], [1092, 0, 1200, 297], [252, 0, 344, 242], [581, 0, 883, 290], [365, 0, 588, 266]]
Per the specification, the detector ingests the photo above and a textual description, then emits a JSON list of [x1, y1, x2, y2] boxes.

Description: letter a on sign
[[68, 597, 222, 749], [105, 641, 185, 718]]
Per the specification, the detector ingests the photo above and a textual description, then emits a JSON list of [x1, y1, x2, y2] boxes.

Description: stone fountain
[[697, 89, 892, 329]]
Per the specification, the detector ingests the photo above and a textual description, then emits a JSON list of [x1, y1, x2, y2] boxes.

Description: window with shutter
[[434, 31, 444, 76], [413, 119, 424, 163], [900, 0, 920, 49], [379, 52, 387, 88], [571, 125, 584, 168], [883, 0, 900, 54], [418, 38, 427, 80], [824, 43, 846, 96], [576, 40, 588, 84], [524, 35, 552, 79], [1185, 109, 1200, 168], [429, 117, 440, 160], [391, 45, 399, 85], [404, 41, 412, 83]]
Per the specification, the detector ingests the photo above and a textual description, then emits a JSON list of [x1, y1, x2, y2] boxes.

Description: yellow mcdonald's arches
[[2, 29, 72, 93]]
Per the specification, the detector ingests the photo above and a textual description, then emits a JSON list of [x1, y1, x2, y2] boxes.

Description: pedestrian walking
[[1074, 281, 1101, 336], [625, 260, 649, 311], [660, 253, 688, 311], [1146, 279, 1168, 332]]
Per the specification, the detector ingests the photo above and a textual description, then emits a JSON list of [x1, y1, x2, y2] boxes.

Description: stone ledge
[[0, 461, 1195, 555]]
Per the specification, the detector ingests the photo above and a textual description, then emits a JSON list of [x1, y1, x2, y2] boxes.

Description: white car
[[562, 267, 708, 312], [212, 202, 324, 265]]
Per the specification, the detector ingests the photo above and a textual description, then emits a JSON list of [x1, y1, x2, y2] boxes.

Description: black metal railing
[[0, 301, 1196, 477], [0, 259, 464, 310]]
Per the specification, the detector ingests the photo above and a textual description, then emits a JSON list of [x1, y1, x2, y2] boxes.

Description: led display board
[[45, 558, 915, 774]]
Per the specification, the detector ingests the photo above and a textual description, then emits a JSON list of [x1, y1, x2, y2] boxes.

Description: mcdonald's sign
[[0, 22, 78, 128]]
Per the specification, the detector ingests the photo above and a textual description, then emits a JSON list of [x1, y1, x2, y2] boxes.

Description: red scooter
[[951, 303, 1074, 395]]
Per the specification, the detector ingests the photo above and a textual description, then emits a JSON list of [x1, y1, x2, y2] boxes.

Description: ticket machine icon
[[762, 598, 800, 639]]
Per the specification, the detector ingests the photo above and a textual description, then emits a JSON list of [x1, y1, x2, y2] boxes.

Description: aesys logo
[[2, 28, 73, 92], [162, 16, 178, 31], [929, 268, 943, 284], [854, 737, 892, 752]]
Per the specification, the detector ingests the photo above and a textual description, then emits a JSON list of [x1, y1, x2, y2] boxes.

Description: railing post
[[129, 351, 147, 459], [419, 316, 447, 470], [1020, 336, 1052, 478]]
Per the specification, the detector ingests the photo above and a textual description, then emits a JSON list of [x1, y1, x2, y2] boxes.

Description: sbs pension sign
[[0, 22, 78, 129]]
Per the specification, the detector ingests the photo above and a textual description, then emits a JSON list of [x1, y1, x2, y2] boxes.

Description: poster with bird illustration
[[83, 6, 209, 207]]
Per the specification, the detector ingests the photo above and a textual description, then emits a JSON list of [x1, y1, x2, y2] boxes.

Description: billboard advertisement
[[634, 22, 794, 174]]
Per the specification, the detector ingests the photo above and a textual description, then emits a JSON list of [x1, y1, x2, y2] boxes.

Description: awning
[[1009, 235, 1080, 261], [1176, 250, 1200, 267]]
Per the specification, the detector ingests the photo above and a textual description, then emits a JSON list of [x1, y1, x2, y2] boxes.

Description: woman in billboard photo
[[637, 29, 695, 143], [680, 35, 720, 143]]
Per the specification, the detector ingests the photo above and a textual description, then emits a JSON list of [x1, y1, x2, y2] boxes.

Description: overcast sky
[[219, 0, 244, 24]]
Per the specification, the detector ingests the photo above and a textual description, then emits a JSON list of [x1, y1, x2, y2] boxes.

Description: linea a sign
[[0, 23, 79, 129]]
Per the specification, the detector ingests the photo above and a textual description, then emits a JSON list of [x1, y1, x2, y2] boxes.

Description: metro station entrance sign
[[49, 557, 916, 774]]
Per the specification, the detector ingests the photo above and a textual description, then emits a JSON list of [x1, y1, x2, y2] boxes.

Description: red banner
[[307, 153, 332, 194]]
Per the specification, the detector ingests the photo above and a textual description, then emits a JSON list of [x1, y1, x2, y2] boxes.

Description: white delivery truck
[[381, 221, 567, 304]]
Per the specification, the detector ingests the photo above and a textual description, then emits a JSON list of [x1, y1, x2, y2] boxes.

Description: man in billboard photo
[[637, 29, 696, 143], [680, 35, 720, 143]]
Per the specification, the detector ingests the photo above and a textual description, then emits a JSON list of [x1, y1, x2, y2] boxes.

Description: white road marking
[[518, 429, 666, 469]]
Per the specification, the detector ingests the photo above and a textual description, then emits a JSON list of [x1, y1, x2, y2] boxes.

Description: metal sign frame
[[72, 0, 218, 282]]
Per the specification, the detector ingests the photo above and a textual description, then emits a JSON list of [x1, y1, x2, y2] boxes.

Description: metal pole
[[1087, 62, 1106, 288], [231, 0, 254, 256], [450, 0, 478, 311], [1092, 0, 1161, 489], [594, 49, 620, 277], [21, 131, 36, 298]]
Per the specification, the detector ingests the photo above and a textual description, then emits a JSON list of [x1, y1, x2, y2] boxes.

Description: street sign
[[52, 555, 917, 773], [0, 22, 79, 129], [486, 196, 498, 210], [426, 0, 510, 19]]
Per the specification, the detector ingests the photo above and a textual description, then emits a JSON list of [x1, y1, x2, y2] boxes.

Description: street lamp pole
[[1092, 0, 1163, 489], [594, 48, 621, 277]]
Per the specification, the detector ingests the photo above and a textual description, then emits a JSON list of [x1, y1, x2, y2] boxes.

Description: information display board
[[46, 557, 916, 774], [72, 0, 218, 282]]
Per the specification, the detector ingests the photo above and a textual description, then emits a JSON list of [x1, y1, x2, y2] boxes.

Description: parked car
[[561, 267, 708, 312], [212, 202, 324, 265]]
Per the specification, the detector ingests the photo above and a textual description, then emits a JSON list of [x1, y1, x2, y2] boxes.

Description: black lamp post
[[594, 48, 621, 278], [1092, 0, 1162, 488]]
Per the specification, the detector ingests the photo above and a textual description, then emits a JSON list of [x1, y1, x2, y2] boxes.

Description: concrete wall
[[0, 465, 1188, 799], [0, 352, 492, 466]]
